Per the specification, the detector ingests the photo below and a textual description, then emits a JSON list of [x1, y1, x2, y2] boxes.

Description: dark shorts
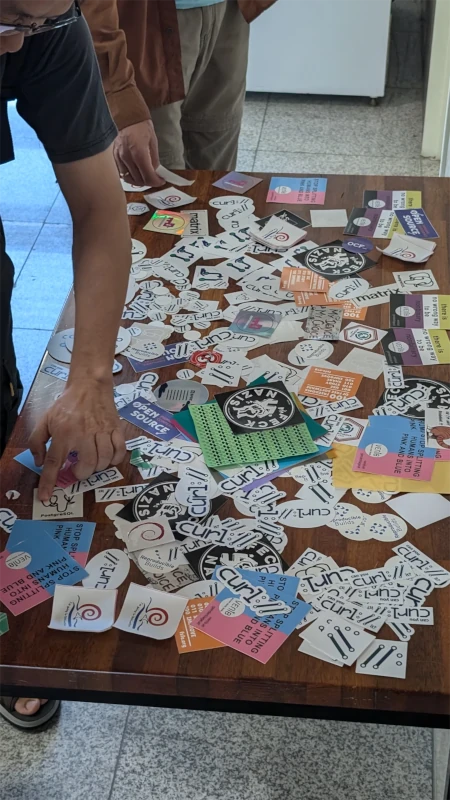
[[0, 219, 23, 456]]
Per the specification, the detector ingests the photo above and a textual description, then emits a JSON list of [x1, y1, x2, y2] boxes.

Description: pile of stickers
[[1, 172, 449, 677]]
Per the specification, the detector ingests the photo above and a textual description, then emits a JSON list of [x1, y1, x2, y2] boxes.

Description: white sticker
[[95, 484, 147, 503], [288, 340, 334, 366], [32, 488, 83, 521], [126, 517, 175, 552], [82, 549, 130, 590], [272, 499, 336, 528], [383, 364, 405, 389], [114, 582, 188, 639], [355, 640, 407, 679], [131, 239, 147, 263], [66, 467, 123, 495], [0, 508, 17, 534], [49, 585, 117, 633], [144, 186, 197, 210], [364, 513, 408, 542], [352, 489, 396, 504], [127, 202, 150, 216], [327, 277, 370, 301], [339, 322, 386, 350]]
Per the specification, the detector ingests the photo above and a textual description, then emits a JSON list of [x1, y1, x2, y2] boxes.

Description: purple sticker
[[127, 343, 189, 373], [119, 396, 181, 441], [394, 209, 439, 239], [343, 237, 374, 255]]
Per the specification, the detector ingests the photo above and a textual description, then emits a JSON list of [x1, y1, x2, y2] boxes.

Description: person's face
[[0, 1, 73, 54]]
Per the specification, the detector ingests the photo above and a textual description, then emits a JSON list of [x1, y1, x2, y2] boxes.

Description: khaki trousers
[[150, 1, 250, 170]]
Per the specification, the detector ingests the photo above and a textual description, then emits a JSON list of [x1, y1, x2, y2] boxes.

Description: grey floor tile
[[253, 150, 347, 174], [13, 328, 52, 404], [239, 92, 268, 150], [387, 31, 424, 89], [3, 221, 43, 276], [110, 707, 432, 800], [0, 146, 59, 223], [339, 154, 422, 176], [12, 223, 73, 330], [258, 90, 423, 158], [236, 149, 256, 171], [433, 730, 450, 800], [421, 157, 441, 177], [0, 701, 129, 800], [46, 191, 73, 225]]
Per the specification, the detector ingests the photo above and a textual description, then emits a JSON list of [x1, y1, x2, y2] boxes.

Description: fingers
[[71, 436, 98, 481], [29, 414, 50, 468], [95, 432, 114, 472], [38, 440, 69, 502], [111, 427, 126, 466]]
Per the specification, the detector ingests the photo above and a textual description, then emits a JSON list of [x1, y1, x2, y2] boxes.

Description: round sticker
[[352, 489, 396, 504], [47, 328, 74, 363], [190, 350, 222, 367], [303, 244, 368, 278], [152, 286, 170, 296], [288, 340, 334, 365], [183, 330, 201, 341], [66, 326, 131, 356], [112, 360, 123, 374], [219, 598, 246, 617], [333, 513, 372, 541], [327, 277, 370, 301], [388, 341, 409, 353], [379, 378, 450, 419], [131, 238, 147, 263], [222, 386, 296, 432], [395, 305, 415, 318], [368, 199, 386, 209], [115, 382, 137, 396], [82, 549, 130, 589], [127, 519, 171, 551], [364, 513, 408, 542], [353, 217, 371, 227], [6, 551, 32, 570], [196, 540, 284, 579], [273, 185, 291, 195], [327, 503, 362, 530], [180, 290, 200, 301], [154, 379, 209, 412], [209, 196, 255, 210], [273, 500, 336, 528], [342, 238, 374, 255], [365, 443, 388, 458], [176, 369, 195, 380], [132, 479, 179, 521]]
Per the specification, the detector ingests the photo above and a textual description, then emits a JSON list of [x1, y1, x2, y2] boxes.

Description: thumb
[[29, 414, 50, 467]]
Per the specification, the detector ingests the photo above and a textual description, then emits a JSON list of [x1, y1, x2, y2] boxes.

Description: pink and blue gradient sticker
[[8, 520, 95, 567], [267, 177, 328, 205]]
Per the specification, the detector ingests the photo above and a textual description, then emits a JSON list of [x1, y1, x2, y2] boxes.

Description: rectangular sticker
[[344, 207, 402, 238], [394, 208, 439, 239], [390, 295, 450, 329], [267, 177, 328, 205], [299, 367, 362, 401], [119, 396, 181, 440], [363, 190, 422, 210], [382, 329, 450, 366]]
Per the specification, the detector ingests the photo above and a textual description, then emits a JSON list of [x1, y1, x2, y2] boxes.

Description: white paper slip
[[121, 179, 151, 192], [32, 488, 83, 521], [310, 209, 348, 228], [386, 493, 450, 530], [392, 268, 439, 292], [95, 484, 147, 502], [156, 165, 195, 186], [114, 583, 188, 639], [144, 186, 197, 209], [49, 586, 117, 633], [298, 639, 344, 666], [82, 549, 130, 590], [300, 614, 375, 666], [383, 363, 405, 389], [339, 348, 385, 380]]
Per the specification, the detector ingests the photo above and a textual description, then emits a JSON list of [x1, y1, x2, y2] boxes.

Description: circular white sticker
[[365, 443, 388, 458], [274, 186, 291, 195], [176, 369, 195, 380], [364, 513, 408, 542], [388, 341, 409, 353], [327, 277, 369, 301], [334, 513, 372, 541], [152, 286, 170, 296], [327, 503, 361, 530], [395, 305, 415, 318], [47, 328, 74, 363], [290, 340, 334, 364], [352, 489, 396, 504], [219, 598, 246, 617], [368, 199, 386, 209], [353, 217, 371, 227], [6, 551, 32, 570], [131, 239, 147, 263], [183, 330, 201, 341]]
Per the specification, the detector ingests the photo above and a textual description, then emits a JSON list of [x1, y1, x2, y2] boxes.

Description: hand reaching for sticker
[[29, 379, 126, 501], [114, 120, 165, 188]]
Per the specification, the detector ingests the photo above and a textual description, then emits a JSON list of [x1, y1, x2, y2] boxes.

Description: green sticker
[[0, 612, 9, 636]]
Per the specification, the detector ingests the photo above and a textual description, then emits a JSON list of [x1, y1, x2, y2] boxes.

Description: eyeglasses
[[0, 1, 81, 36]]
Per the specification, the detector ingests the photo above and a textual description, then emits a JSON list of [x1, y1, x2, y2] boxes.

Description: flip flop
[[0, 697, 61, 730]]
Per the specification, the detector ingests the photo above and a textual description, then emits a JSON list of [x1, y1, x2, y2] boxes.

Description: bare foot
[[14, 698, 48, 716]]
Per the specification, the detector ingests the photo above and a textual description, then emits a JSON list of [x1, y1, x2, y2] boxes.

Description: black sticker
[[295, 239, 375, 280], [376, 377, 450, 419], [184, 537, 287, 580], [216, 381, 304, 434], [255, 209, 309, 231]]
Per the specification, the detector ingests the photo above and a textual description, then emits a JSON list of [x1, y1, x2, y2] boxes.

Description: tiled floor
[[0, 4, 448, 796]]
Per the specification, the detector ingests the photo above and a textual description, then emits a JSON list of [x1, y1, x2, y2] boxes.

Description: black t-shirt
[[0, 16, 117, 165]]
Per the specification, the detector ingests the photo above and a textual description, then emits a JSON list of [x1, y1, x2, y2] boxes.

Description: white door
[[441, 84, 450, 176]]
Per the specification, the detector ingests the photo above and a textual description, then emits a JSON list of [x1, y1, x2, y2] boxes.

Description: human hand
[[114, 119, 165, 188], [29, 378, 126, 501]]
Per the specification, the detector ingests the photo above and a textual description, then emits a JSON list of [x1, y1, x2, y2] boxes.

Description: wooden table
[[1, 173, 449, 732]]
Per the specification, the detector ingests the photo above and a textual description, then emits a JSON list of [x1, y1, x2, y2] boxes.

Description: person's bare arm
[[83, 0, 164, 186], [29, 145, 131, 500]]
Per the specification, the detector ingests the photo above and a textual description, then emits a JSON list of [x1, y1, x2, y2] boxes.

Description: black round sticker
[[196, 541, 284, 579], [304, 244, 367, 278], [132, 479, 179, 520], [378, 377, 450, 419], [222, 385, 297, 432]]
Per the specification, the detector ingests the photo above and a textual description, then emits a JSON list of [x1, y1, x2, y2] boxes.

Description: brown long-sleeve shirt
[[83, 0, 276, 130]]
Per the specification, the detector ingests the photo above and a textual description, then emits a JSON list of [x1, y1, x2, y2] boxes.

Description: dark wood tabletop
[[1, 172, 449, 728]]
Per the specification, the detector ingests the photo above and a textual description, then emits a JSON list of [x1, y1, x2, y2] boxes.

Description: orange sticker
[[294, 291, 337, 307], [281, 267, 330, 293], [342, 301, 368, 320], [299, 366, 362, 401], [175, 597, 224, 654]]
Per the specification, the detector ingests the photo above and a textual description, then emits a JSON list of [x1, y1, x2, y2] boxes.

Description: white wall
[[422, 0, 450, 159]]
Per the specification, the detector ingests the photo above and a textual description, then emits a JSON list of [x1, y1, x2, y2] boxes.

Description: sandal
[[0, 697, 61, 730]]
